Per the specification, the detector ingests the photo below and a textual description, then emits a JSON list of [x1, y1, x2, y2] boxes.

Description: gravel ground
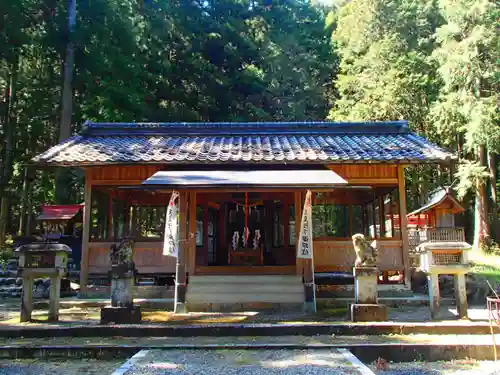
[[0, 299, 492, 326], [126, 348, 362, 374], [368, 360, 500, 374], [0, 358, 121, 375], [0, 333, 498, 347]]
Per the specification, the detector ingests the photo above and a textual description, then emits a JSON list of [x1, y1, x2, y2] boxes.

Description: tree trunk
[[55, 0, 77, 204], [473, 145, 491, 250], [25, 187, 33, 236], [0, 55, 19, 248], [59, 0, 76, 143], [17, 168, 30, 236], [488, 152, 499, 241]]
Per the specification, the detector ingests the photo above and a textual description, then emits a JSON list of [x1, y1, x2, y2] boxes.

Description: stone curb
[[0, 343, 498, 361], [0, 323, 494, 338]]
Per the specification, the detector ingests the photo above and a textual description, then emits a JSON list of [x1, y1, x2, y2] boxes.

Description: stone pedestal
[[101, 263, 142, 324], [427, 272, 468, 319], [48, 275, 61, 321], [100, 305, 142, 324], [454, 274, 468, 319], [350, 266, 387, 322], [427, 273, 440, 319], [20, 276, 33, 323]]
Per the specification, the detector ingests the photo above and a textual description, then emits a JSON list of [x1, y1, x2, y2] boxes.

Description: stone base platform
[[350, 303, 388, 322], [100, 306, 142, 324]]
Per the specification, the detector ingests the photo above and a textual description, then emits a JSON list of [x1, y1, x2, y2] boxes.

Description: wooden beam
[[397, 166, 411, 286], [174, 191, 188, 313], [80, 175, 92, 292], [294, 191, 303, 276], [188, 192, 197, 276]]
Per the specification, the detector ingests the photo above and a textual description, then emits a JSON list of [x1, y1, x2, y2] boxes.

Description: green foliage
[[329, 0, 443, 138], [0, 0, 337, 241], [430, 0, 500, 153], [454, 160, 492, 199]]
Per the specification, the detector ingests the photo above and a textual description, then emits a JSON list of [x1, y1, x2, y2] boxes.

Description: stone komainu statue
[[109, 238, 135, 266], [352, 233, 378, 267]]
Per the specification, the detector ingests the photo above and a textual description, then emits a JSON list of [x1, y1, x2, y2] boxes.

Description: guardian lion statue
[[352, 233, 378, 267]]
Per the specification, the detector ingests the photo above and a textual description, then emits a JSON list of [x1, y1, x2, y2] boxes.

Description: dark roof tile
[[32, 121, 455, 165]]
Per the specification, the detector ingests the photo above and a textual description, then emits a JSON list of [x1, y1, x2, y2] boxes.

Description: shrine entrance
[[194, 192, 297, 274]]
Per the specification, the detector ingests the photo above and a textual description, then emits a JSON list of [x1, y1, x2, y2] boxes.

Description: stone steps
[[187, 275, 305, 309], [79, 285, 174, 299]]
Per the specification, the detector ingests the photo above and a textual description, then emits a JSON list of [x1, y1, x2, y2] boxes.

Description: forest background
[[0, 0, 498, 252]]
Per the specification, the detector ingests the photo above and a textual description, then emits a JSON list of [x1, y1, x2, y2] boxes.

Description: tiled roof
[[407, 187, 464, 216], [32, 121, 455, 166]]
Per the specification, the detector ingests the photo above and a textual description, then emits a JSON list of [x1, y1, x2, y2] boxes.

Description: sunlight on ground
[[142, 311, 256, 324], [261, 351, 348, 369]]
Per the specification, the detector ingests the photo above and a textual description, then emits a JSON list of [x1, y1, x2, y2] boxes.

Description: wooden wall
[[86, 164, 399, 186], [87, 165, 162, 186], [328, 164, 398, 185], [313, 239, 404, 272], [88, 242, 176, 274]]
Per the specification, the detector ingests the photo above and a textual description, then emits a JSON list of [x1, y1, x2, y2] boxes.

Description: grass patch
[[469, 251, 500, 287]]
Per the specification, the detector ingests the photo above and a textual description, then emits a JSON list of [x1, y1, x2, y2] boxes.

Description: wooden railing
[[408, 227, 466, 252]]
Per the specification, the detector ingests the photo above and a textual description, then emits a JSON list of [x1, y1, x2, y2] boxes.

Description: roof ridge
[[81, 120, 410, 136]]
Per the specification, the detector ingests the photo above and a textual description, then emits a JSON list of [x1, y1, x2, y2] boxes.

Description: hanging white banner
[[297, 190, 313, 259], [163, 191, 180, 257]]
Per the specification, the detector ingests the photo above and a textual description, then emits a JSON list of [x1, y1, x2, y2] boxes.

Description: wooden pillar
[[107, 191, 114, 240], [378, 195, 385, 236], [294, 191, 303, 275], [283, 202, 289, 249], [174, 191, 188, 314], [203, 202, 209, 266], [80, 176, 92, 292], [188, 192, 197, 275], [397, 165, 411, 286]]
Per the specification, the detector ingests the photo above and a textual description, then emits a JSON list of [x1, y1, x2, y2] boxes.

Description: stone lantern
[[418, 241, 471, 319], [16, 243, 71, 322]]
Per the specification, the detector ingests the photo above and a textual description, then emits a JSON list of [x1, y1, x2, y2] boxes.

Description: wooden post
[[80, 176, 92, 292], [107, 191, 114, 240], [188, 192, 197, 275], [174, 191, 188, 313], [294, 191, 303, 276], [378, 195, 385, 236], [203, 202, 210, 266], [397, 165, 411, 286], [283, 202, 289, 248]]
